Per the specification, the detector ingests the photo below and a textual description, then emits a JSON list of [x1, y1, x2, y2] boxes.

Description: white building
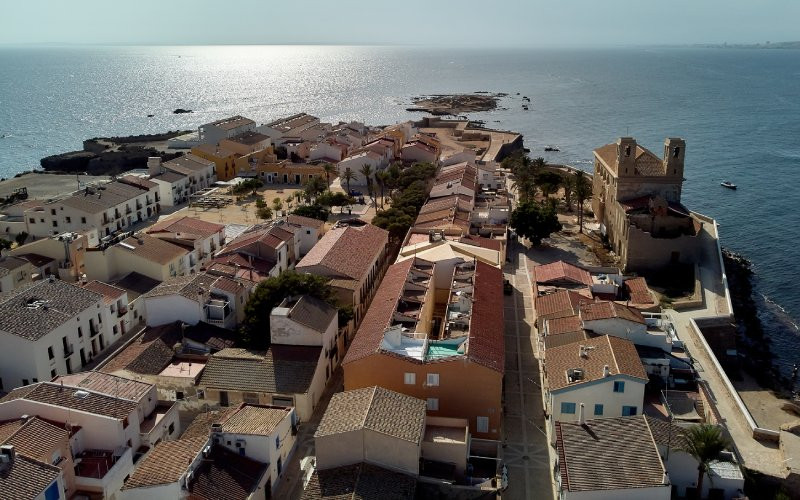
[[24, 180, 160, 239], [285, 214, 326, 256], [157, 155, 217, 196], [580, 301, 671, 352], [270, 295, 339, 372], [148, 169, 190, 207], [0, 256, 34, 295], [142, 273, 249, 329], [544, 335, 648, 422], [309, 141, 347, 163], [198, 115, 256, 144], [82, 280, 135, 340], [258, 113, 320, 141], [146, 216, 225, 267], [84, 233, 195, 283], [0, 278, 113, 390], [0, 375, 180, 499], [336, 151, 385, 186]]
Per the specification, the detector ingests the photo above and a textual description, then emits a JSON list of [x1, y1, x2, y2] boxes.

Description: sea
[[1, 45, 799, 376]]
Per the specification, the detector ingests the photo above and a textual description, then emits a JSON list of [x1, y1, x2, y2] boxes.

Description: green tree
[[317, 191, 354, 212], [303, 176, 326, 201], [374, 170, 387, 209], [510, 201, 562, 245], [322, 163, 336, 187], [681, 424, 731, 500], [14, 231, 28, 246], [292, 203, 330, 221], [342, 167, 356, 195], [535, 171, 562, 200], [561, 173, 575, 212], [574, 170, 592, 233], [256, 205, 272, 220], [271, 197, 283, 214], [0, 238, 11, 251], [511, 168, 534, 203], [241, 271, 337, 349], [359, 164, 374, 203]]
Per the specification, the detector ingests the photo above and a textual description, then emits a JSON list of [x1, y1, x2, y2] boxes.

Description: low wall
[[672, 264, 704, 310]]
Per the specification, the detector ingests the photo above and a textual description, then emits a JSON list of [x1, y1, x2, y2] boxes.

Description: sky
[[2, 0, 798, 47]]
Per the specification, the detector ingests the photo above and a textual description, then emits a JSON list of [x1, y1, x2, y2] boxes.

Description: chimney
[[0, 445, 16, 463], [147, 157, 163, 177], [578, 403, 586, 425], [603, 365, 610, 377]]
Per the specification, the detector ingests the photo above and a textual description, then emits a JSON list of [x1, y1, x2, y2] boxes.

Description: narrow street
[[501, 243, 553, 500]]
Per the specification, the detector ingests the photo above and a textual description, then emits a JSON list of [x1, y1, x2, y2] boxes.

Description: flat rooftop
[[159, 360, 206, 379]]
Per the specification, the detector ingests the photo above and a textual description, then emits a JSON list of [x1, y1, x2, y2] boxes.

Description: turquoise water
[[1, 45, 799, 372]]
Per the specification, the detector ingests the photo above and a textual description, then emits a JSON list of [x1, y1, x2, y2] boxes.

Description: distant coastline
[[692, 41, 800, 49]]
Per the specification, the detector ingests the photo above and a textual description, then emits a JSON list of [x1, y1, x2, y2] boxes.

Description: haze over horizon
[[3, 0, 799, 48]]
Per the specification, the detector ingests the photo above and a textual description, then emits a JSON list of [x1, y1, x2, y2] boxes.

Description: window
[[427, 398, 439, 411], [81, 217, 87, 224], [476, 416, 489, 433], [50, 209, 56, 215], [48, 346, 54, 360], [613, 381, 625, 393], [622, 406, 637, 416], [52, 221, 58, 227], [175, 391, 185, 400], [594, 404, 604, 416], [29, 218, 35, 224], [168, 423, 175, 435], [77, 327, 83, 338], [66, 216, 71, 223], [22, 379, 29, 386], [32, 378, 37, 383], [50, 369, 56, 378], [404, 373, 416, 385], [275, 436, 281, 449], [426, 373, 440, 387], [197, 390, 205, 399], [306, 230, 311, 235], [122, 417, 129, 429], [560, 402, 576, 414]]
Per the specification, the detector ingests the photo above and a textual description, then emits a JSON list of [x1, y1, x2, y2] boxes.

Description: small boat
[[720, 181, 737, 190], [522, 105, 529, 110], [544, 146, 560, 152]]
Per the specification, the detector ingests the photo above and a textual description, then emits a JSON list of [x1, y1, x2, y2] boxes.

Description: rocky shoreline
[[407, 93, 504, 115], [40, 130, 189, 176], [722, 249, 791, 392]]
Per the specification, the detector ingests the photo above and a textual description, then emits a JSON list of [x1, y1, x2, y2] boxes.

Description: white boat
[[720, 181, 737, 190]]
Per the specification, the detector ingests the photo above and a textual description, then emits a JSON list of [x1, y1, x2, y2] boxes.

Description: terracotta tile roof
[[418, 194, 472, 215], [225, 131, 270, 146], [183, 321, 238, 351], [2, 382, 138, 419], [81, 280, 126, 304], [545, 335, 648, 392], [219, 227, 285, 255], [534, 290, 589, 319], [117, 233, 188, 265], [1, 417, 70, 463], [58, 180, 150, 214], [0, 419, 24, 443], [17, 253, 55, 268], [0, 453, 62, 499], [287, 214, 326, 229], [221, 404, 291, 436], [163, 153, 215, 176], [468, 261, 505, 373], [644, 415, 689, 450], [111, 271, 161, 300], [556, 415, 667, 493], [53, 371, 152, 402], [284, 295, 338, 333], [100, 322, 181, 375], [414, 207, 470, 231], [192, 143, 237, 158], [625, 277, 654, 304], [0, 279, 102, 341], [296, 223, 388, 281], [580, 300, 645, 324], [207, 115, 255, 130], [199, 345, 321, 394], [594, 142, 668, 178], [211, 275, 245, 294], [0, 256, 31, 276], [459, 234, 502, 252], [0, 384, 38, 404], [150, 170, 187, 184], [143, 273, 218, 301], [119, 174, 158, 190], [122, 437, 206, 490], [180, 408, 236, 440], [544, 330, 589, 349], [533, 261, 592, 287], [147, 216, 224, 239], [187, 445, 268, 500], [547, 315, 584, 336], [343, 259, 415, 365], [316, 386, 426, 443], [302, 462, 416, 500]]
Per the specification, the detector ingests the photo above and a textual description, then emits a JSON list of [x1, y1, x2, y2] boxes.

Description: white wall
[[119, 482, 181, 500], [143, 295, 202, 327], [316, 430, 365, 470], [363, 429, 419, 476], [270, 313, 335, 348], [564, 485, 670, 500], [550, 376, 645, 422], [583, 318, 669, 352]]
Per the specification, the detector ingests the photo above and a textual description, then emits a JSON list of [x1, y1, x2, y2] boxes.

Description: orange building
[[342, 257, 504, 439], [191, 144, 239, 181]]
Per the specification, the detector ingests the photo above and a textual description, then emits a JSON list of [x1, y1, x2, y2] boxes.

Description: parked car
[[349, 189, 363, 197]]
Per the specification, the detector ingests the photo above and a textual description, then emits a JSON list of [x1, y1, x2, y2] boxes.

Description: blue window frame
[[561, 402, 576, 414], [594, 404, 604, 416], [622, 406, 637, 416], [613, 381, 625, 393]]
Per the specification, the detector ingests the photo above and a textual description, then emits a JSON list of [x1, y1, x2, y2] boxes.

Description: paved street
[[501, 243, 553, 500]]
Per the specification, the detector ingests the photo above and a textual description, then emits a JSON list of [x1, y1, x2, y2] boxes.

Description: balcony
[[137, 201, 144, 210], [140, 401, 179, 447], [63, 343, 74, 358], [74, 447, 133, 497], [205, 299, 232, 328], [117, 305, 128, 317], [125, 206, 132, 215], [114, 211, 121, 219], [90, 323, 100, 337]]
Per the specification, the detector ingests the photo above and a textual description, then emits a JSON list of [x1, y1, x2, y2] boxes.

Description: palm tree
[[561, 173, 575, 212], [293, 190, 304, 207], [681, 423, 731, 499], [359, 164, 374, 203], [512, 169, 534, 203], [574, 170, 591, 233], [322, 163, 336, 187], [342, 167, 356, 195], [374, 171, 387, 209]]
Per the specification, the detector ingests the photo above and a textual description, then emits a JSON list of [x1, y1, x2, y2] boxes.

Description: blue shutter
[[560, 402, 576, 414], [594, 404, 604, 416]]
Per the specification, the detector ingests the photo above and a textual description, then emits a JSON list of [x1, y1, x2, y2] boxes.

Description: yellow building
[[235, 158, 326, 186], [191, 144, 239, 181]]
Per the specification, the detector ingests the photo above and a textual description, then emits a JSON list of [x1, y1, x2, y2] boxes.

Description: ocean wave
[[760, 293, 800, 333]]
